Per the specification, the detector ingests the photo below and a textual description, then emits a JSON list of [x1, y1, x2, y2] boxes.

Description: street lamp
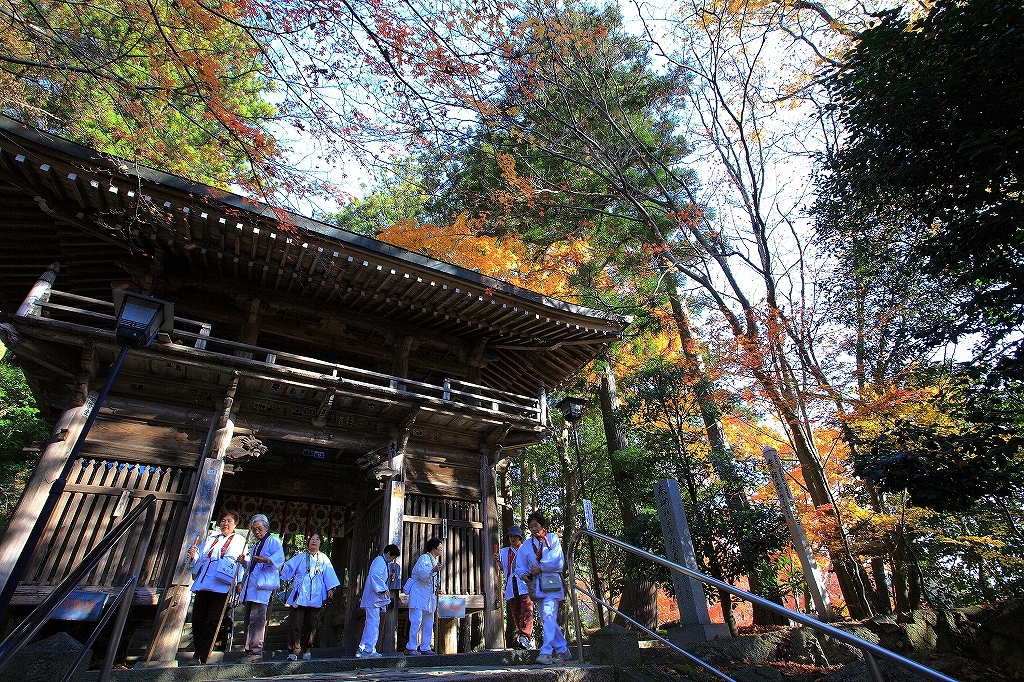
[[555, 396, 605, 628], [113, 290, 173, 348], [0, 290, 173, 612]]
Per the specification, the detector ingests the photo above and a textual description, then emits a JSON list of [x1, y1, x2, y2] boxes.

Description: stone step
[[89, 649, 599, 682], [219, 665, 615, 682]]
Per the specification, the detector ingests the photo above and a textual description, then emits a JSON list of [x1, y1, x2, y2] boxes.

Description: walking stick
[[207, 528, 250, 661]]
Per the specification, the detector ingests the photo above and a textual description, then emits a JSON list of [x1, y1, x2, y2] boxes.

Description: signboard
[[583, 499, 595, 531], [387, 480, 405, 546], [52, 590, 108, 621], [437, 595, 467, 619]]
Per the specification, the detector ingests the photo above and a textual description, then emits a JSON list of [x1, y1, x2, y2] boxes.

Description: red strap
[[507, 547, 516, 575], [532, 534, 549, 562], [206, 533, 235, 558]]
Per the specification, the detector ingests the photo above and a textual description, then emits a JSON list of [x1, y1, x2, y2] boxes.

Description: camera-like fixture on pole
[[113, 290, 174, 348], [555, 396, 586, 424]]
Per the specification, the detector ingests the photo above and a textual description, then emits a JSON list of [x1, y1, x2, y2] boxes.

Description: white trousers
[[359, 606, 382, 654], [538, 597, 568, 655], [406, 607, 435, 651]]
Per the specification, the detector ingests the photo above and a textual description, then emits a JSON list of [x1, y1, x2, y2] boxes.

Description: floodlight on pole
[[0, 291, 173, 613], [554, 396, 605, 628]]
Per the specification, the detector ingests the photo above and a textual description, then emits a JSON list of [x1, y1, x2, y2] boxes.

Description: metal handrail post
[[865, 652, 886, 682], [0, 494, 156, 676], [573, 583, 736, 682], [98, 500, 157, 682], [568, 529, 959, 682], [566, 546, 586, 665]]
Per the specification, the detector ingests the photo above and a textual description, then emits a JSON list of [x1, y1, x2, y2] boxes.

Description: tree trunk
[[865, 485, 892, 614], [908, 562, 922, 610], [599, 354, 659, 631], [496, 456, 515, 532], [869, 557, 892, 614], [669, 293, 789, 625], [719, 587, 738, 637], [495, 456, 517, 645]]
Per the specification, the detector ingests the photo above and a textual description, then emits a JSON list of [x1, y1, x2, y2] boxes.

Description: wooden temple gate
[[0, 115, 629, 664]]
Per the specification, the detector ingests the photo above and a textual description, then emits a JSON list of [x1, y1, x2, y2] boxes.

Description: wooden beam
[[0, 395, 93, 599], [11, 584, 163, 607]]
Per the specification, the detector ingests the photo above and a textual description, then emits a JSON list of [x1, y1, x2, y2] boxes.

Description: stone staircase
[[82, 649, 614, 682]]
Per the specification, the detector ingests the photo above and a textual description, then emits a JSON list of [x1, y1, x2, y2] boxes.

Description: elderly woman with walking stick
[[238, 514, 284, 663]]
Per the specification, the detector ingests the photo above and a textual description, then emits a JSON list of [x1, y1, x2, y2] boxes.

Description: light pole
[[0, 290, 173, 613], [555, 396, 605, 628]]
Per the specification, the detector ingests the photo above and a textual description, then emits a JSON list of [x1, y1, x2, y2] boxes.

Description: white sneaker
[[302, 652, 312, 660], [286, 653, 298, 661]]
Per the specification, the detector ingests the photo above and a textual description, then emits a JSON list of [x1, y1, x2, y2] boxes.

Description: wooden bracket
[[312, 388, 337, 427], [218, 373, 240, 428]]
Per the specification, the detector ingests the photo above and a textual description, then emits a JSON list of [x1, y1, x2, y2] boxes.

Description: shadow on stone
[[4, 631, 91, 682]]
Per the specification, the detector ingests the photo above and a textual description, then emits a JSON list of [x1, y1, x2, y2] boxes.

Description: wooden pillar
[[140, 381, 238, 667], [15, 262, 59, 317], [0, 394, 93, 599], [341, 502, 368, 656], [378, 412, 414, 652], [391, 336, 414, 380], [378, 478, 404, 653], [479, 454, 502, 648], [436, 617, 459, 653]]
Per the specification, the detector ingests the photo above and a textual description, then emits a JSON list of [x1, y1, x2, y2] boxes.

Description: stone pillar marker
[[654, 479, 715, 643], [762, 446, 832, 621]]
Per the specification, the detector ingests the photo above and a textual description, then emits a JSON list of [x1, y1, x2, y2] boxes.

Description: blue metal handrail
[[0, 494, 157, 682], [566, 528, 960, 682]]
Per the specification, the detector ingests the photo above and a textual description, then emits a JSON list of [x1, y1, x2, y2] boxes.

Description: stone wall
[[679, 599, 1024, 680]]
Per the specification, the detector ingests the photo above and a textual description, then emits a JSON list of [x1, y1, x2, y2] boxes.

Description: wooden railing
[[30, 290, 543, 424]]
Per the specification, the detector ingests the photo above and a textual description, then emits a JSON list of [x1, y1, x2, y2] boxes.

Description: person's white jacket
[[239, 533, 285, 605], [360, 554, 398, 609], [498, 545, 530, 599], [281, 551, 340, 608], [190, 532, 247, 593], [517, 532, 565, 601], [405, 553, 440, 612]]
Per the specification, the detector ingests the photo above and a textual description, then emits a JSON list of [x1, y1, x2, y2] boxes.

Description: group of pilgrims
[[186, 508, 570, 665]]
